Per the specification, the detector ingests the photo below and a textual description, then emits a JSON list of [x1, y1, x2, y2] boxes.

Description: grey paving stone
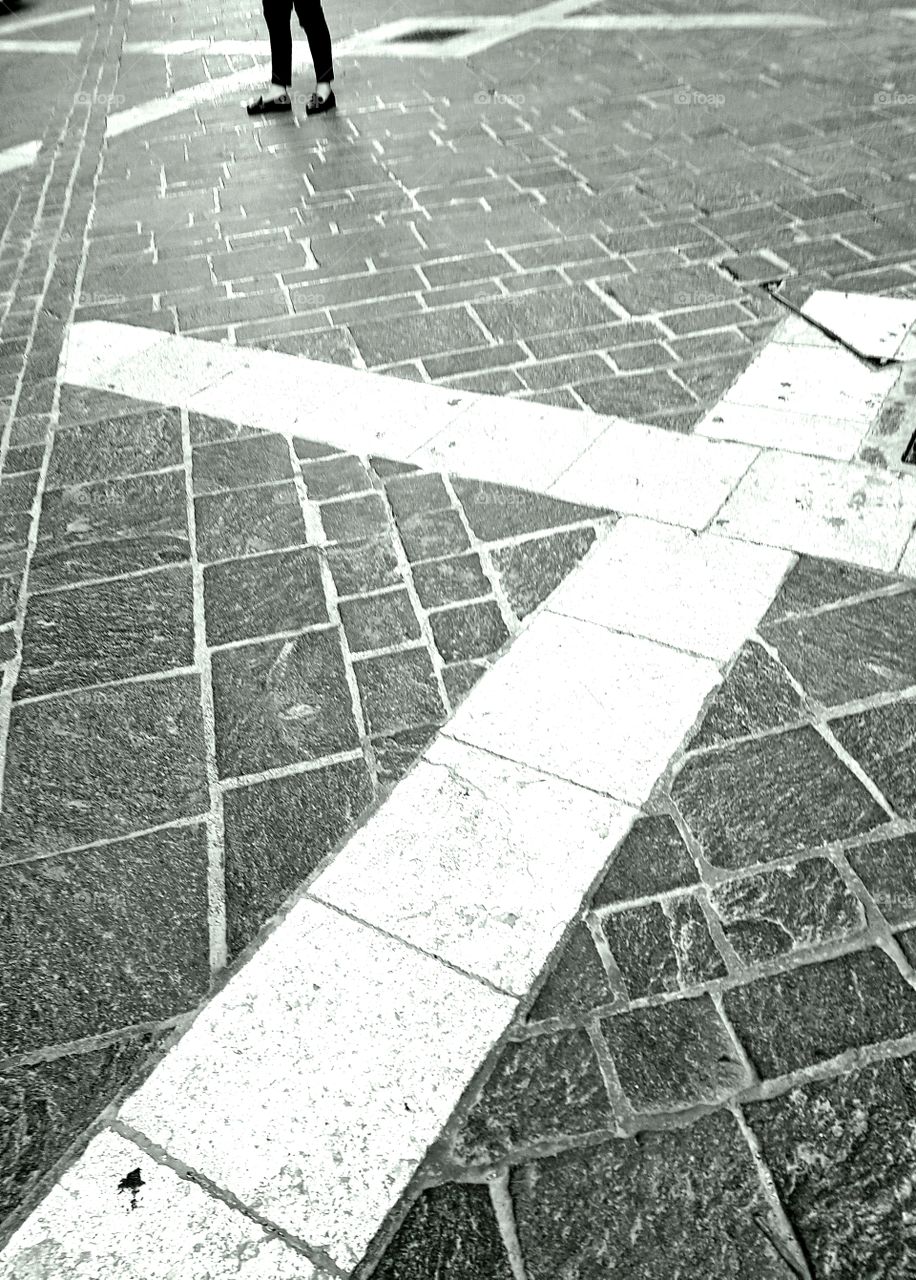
[[299, 454, 373, 501], [601, 903, 679, 999], [428, 600, 509, 663], [847, 834, 916, 925], [690, 642, 804, 750], [45, 410, 183, 489], [473, 285, 617, 341], [746, 1054, 916, 1279], [353, 647, 446, 736], [31, 472, 189, 593], [897, 927, 916, 967], [188, 412, 264, 446], [348, 309, 487, 366], [203, 547, 327, 646], [0, 1031, 164, 1230], [190, 433, 293, 497], [831, 697, 916, 818], [591, 815, 698, 907], [320, 492, 390, 544], [371, 725, 439, 788], [490, 527, 597, 621], [451, 478, 607, 542], [761, 555, 894, 624], [373, 1182, 513, 1280], [607, 341, 675, 372], [0, 627, 16, 664], [211, 628, 359, 779], [724, 947, 916, 1079], [223, 758, 373, 958], [0, 825, 209, 1056], [719, 253, 787, 284], [442, 660, 487, 708], [290, 434, 341, 461], [711, 857, 866, 964], [17, 566, 195, 700], [576, 369, 698, 418], [383, 472, 451, 520], [0, 472, 40, 517], [410, 552, 490, 609], [397, 507, 470, 563], [453, 1028, 613, 1165], [668, 895, 728, 986], [659, 302, 752, 335], [194, 481, 307, 563], [603, 267, 741, 316], [527, 921, 614, 1024], [57, 385, 155, 427], [0, 674, 208, 858], [673, 726, 886, 871], [369, 457, 420, 481], [326, 534, 402, 596], [0, 511, 31, 555], [340, 588, 421, 654], [422, 342, 527, 380], [511, 1111, 789, 1279], [602, 995, 747, 1113], [4, 445, 44, 473]]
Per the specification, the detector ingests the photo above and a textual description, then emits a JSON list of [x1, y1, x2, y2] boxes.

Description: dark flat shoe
[[247, 94, 292, 115], [306, 90, 336, 116]]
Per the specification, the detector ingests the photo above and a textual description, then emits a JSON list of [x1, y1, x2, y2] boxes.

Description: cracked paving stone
[[30, 472, 189, 593], [0, 1031, 165, 1229], [847, 834, 916, 925], [428, 600, 509, 663], [673, 726, 886, 870], [191, 434, 293, 496], [689, 642, 804, 749], [761, 556, 894, 625], [371, 725, 439, 788], [353, 647, 446, 735], [320, 491, 390, 544], [203, 547, 327, 646], [451, 477, 608, 541], [211, 627, 358, 778], [384, 472, 452, 519], [527, 923, 614, 1023], [326, 534, 401, 596], [194, 481, 307, 563], [45, 410, 183, 489], [830, 697, 916, 818], [591, 815, 698, 907], [442, 660, 487, 708], [746, 1054, 916, 1279], [223, 758, 373, 958], [511, 1110, 790, 1279], [668, 895, 728, 987], [372, 1182, 513, 1280], [710, 857, 866, 964], [724, 947, 916, 1079], [601, 900, 723, 999], [0, 674, 208, 858], [411, 552, 490, 609], [602, 994, 748, 1113], [17, 565, 195, 700], [0, 825, 209, 1057], [339, 588, 421, 653], [490, 527, 596, 620], [453, 1028, 614, 1165], [397, 507, 470, 563], [300, 454, 373, 501]]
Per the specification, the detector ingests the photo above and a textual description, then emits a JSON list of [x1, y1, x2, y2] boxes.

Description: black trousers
[[263, 0, 334, 87]]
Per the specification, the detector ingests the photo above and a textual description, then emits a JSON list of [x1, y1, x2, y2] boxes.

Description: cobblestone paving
[[363, 554, 916, 1279]]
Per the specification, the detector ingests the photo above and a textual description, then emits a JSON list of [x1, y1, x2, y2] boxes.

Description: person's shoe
[[305, 89, 336, 116], [247, 93, 292, 115]]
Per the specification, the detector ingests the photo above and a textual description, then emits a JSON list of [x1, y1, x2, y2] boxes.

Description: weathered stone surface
[[290, 433, 340, 461], [762, 555, 893, 624], [223, 758, 373, 958], [690, 642, 804, 749], [601, 903, 679, 999], [188, 412, 263, 445], [453, 1028, 614, 1164], [0, 471, 40, 517], [58, 385, 154, 427], [320, 491, 390, 544], [0, 675, 209, 858], [667, 895, 728, 986], [592, 815, 697, 906], [371, 726, 439, 787], [511, 1111, 790, 1279], [203, 547, 327, 646], [398, 507, 471, 563], [831, 698, 916, 818], [353, 647, 446, 735], [527, 923, 614, 1023], [673, 726, 886, 870], [385, 472, 451, 519], [603, 266, 741, 315], [442, 660, 487, 708], [191, 434, 293, 496], [340, 588, 421, 653], [45, 410, 182, 489], [0, 825, 209, 1056], [299, 454, 372, 500], [724, 948, 916, 1078], [194, 481, 306, 563], [451, 477, 607, 541], [429, 600, 509, 663], [326, 533, 401, 596], [411, 552, 490, 609], [603, 995, 747, 1112], [847, 834, 916, 925], [373, 1182, 513, 1280], [746, 1055, 916, 1278], [490, 527, 596, 620]]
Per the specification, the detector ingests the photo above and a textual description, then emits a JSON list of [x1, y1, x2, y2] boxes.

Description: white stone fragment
[[801, 290, 916, 361]]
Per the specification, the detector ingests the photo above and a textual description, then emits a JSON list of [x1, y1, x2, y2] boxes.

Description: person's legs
[[248, 0, 293, 111], [293, 0, 334, 100]]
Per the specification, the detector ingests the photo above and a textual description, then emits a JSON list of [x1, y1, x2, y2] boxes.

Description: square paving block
[[191, 433, 293, 496], [320, 492, 390, 544], [428, 600, 509, 663], [353, 647, 446, 735], [326, 534, 402, 595], [210, 628, 359, 779], [300, 454, 373, 501], [830, 696, 916, 817], [846, 833, 916, 925], [0, 674, 209, 858], [411, 552, 490, 608], [203, 547, 327, 646], [44, 409, 183, 489], [384, 472, 451, 519], [194, 481, 307, 563], [397, 507, 470, 563], [339, 588, 421, 653]]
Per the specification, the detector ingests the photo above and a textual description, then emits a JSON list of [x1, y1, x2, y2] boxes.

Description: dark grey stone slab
[[602, 994, 746, 1113], [690, 642, 804, 749], [724, 947, 916, 1078], [203, 547, 327, 646], [0, 471, 40, 517], [0, 627, 16, 663], [0, 1031, 164, 1230], [384, 472, 451, 520], [453, 1028, 614, 1164], [17, 566, 195, 700], [372, 726, 438, 788], [442, 660, 487, 708], [0, 674, 209, 858], [188, 412, 263, 445], [290, 435, 341, 461], [373, 1182, 513, 1280], [353, 647, 446, 735], [511, 1111, 789, 1279], [673, 726, 886, 870], [747, 1055, 916, 1278], [223, 758, 373, 958], [601, 903, 679, 999], [4, 445, 44, 473], [896, 927, 916, 966], [45, 410, 183, 489], [668, 894, 728, 986], [762, 555, 893, 624], [473, 286, 618, 342], [31, 472, 189, 593], [0, 565, 24, 627], [369, 456, 420, 480], [300, 454, 373, 501], [847, 834, 916, 925], [592, 816, 698, 906], [527, 923, 615, 1022], [429, 600, 509, 663], [326, 534, 402, 596], [397, 508, 470, 563], [320, 492, 390, 544], [711, 857, 865, 963], [490, 527, 596, 620], [411, 553, 490, 609], [0, 512, 30, 555], [603, 266, 741, 315], [339, 588, 421, 654], [0, 825, 209, 1056], [451, 477, 608, 541], [831, 697, 916, 818], [191, 433, 293, 496], [194, 481, 306, 563], [211, 628, 359, 779]]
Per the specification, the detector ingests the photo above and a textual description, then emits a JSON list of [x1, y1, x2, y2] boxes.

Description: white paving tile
[[312, 736, 636, 995], [712, 451, 916, 571], [801, 290, 916, 361], [547, 421, 757, 529], [118, 898, 514, 1272], [445, 610, 720, 803], [717, 342, 897, 422], [0, 1130, 321, 1280], [548, 518, 793, 660], [695, 401, 868, 461]]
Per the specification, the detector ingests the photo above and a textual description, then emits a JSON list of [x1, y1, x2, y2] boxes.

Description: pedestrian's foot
[[306, 88, 336, 116], [246, 89, 292, 115]]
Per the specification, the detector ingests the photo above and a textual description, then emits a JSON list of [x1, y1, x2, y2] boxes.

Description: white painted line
[[0, 139, 41, 176], [801, 290, 916, 362]]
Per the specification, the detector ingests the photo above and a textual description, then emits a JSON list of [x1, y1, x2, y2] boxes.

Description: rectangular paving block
[[203, 547, 328, 646], [190, 433, 294, 496], [194, 481, 307, 563], [45, 409, 183, 490], [714, 343, 897, 423]]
